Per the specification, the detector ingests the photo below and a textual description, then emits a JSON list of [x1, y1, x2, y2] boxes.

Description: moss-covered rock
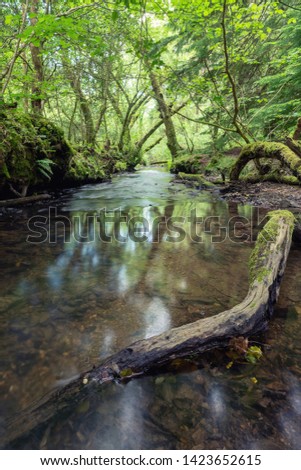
[[66, 145, 131, 183], [0, 109, 141, 196], [170, 153, 235, 180], [0, 109, 73, 195], [170, 154, 208, 174]]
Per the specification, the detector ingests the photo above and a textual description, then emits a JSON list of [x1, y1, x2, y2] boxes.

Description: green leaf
[[112, 10, 119, 21], [245, 346, 263, 364], [119, 368, 133, 377], [5, 15, 14, 25], [36, 159, 56, 180]]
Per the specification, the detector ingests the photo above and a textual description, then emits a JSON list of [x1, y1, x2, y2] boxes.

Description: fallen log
[[150, 160, 168, 165], [230, 142, 301, 181], [177, 172, 215, 188], [3, 210, 295, 448], [293, 215, 301, 243], [240, 173, 301, 186], [0, 193, 51, 207]]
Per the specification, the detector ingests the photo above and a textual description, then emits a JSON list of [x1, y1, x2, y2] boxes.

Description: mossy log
[[177, 172, 214, 188], [3, 210, 295, 448], [240, 173, 300, 186], [0, 194, 51, 207], [150, 160, 168, 165], [293, 215, 301, 243], [230, 142, 301, 181]]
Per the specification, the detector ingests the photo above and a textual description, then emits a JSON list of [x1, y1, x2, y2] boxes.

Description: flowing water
[[0, 169, 301, 449]]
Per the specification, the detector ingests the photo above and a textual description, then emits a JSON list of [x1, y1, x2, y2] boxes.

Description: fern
[[36, 159, 56, 180]]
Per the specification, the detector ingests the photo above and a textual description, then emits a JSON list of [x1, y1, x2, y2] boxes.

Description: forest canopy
[[1, 0, 301, 188]]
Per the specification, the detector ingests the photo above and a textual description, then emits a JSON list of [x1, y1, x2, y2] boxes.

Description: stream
[[0, 168, 301, 449]]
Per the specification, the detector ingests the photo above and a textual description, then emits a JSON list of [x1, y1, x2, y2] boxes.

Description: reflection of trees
[[0, 192, 259, 422]]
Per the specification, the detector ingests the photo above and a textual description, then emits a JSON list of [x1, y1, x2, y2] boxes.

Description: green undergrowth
[[0, 110, 134, 196], [69, 145, 137, 182], [171, 153, 234, 178], [67, 152, 106, 182]]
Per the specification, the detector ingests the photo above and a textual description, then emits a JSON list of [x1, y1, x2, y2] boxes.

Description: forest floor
[[219, 181, 301, 210], [173, 173, 301, 210]]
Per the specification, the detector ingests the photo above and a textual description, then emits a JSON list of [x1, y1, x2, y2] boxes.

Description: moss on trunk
[[230, 142, 301, 182]]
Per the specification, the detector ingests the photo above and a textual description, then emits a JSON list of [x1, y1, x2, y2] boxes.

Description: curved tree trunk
[[148, 70, 181, 159], [230, 142, 301, 181], [3, 210, 295, 448]]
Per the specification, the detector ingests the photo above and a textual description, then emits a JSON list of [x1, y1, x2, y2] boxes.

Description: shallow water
[[1, 169, 301, 449]]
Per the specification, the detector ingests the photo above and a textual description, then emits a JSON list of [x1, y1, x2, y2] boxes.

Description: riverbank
[[219, 181, 301, 210], [173, 173, 301, 211], [2, 169, 301, 214]]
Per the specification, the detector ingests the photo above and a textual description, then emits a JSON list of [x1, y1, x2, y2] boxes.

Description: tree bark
[[3, 210, 295, 448], [284, 137, 301, 158], [292, 117, 301, 141], [148, 69, 181, 159], [230, 142, 301, 181], [29, 0, 44, 113], [135, 102, 187, 153], [62, 57, 95, 145], [69, 75, 95, 145]]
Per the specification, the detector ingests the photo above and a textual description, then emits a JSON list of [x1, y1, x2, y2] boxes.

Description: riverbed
[[1, 169, 301, 449]]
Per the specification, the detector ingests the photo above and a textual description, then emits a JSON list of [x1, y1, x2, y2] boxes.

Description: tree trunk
[[63, 58, 95, 145], [148, 70, 181, 159], [135, 102, 187, 153], [144, 136, 165, 154], [3, 210, 295, 448], [70, 77, 95, 145], [29, 0, 44, 113], [284, 137, 301, 158], [230, 142, 301, 181], [292, 117, 301, 141]]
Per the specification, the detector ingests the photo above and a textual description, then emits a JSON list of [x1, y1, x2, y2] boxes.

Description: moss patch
[[230, 141, 301, 182], [170, 154, 207, 174], [67, 151, 106, 182], [0, 109, 73, 193], [249, 210, 295, 286], [240, 173, 300, 185]]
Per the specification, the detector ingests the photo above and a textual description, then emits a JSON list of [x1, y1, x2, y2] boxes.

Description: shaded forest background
[[1, 0, 301, 195]]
